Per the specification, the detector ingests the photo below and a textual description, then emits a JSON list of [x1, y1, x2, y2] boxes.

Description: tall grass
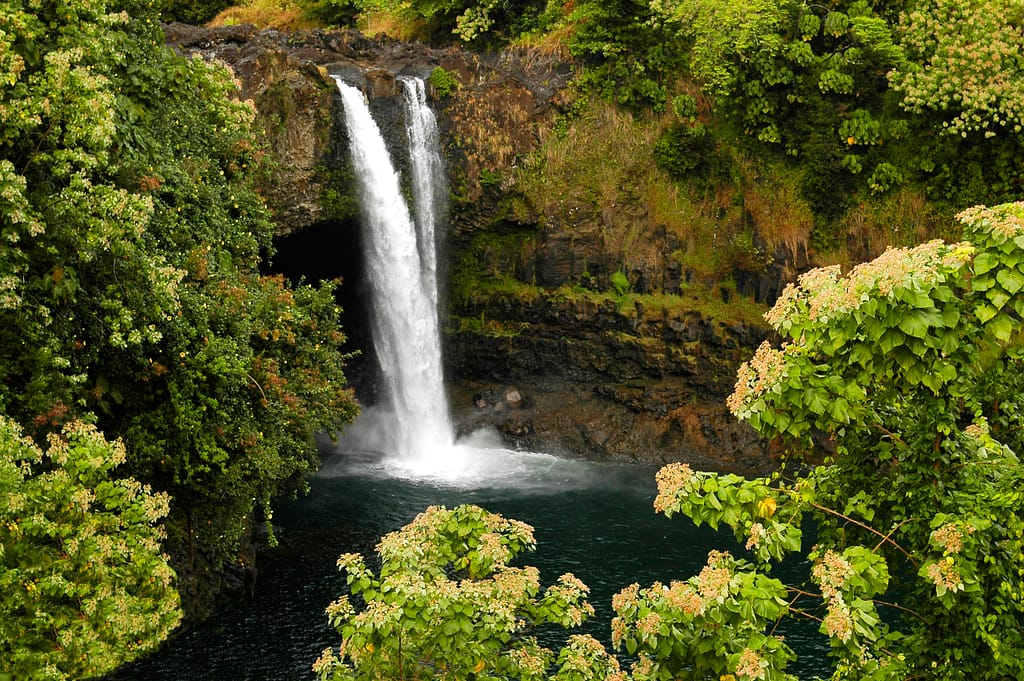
[[833, 188, 955, 266], [359, 10, 432, 41], [516, 101, 810, 290], [208, 0, 316, 30]]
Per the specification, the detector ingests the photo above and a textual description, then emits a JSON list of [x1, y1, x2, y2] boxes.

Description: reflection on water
[[109, 436, 831, 680]]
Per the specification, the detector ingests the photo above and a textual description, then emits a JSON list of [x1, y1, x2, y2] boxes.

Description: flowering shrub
[[0, 418, 181, 680], [0, 0, 359, 615], [315, 504, 623, 681], [637, 202, 1024, 679], [611, 550, 794, 681], [890, 0, 1024, 137]]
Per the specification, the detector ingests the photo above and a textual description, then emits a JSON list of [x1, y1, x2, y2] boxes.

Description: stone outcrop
[[167, 23, 779, 473], [446, 292, 773, 473], [164, 22, 570, 235]]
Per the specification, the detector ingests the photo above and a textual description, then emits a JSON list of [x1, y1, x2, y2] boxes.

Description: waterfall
[[334, 76, 455, 468], [400, 76, 447, 307]]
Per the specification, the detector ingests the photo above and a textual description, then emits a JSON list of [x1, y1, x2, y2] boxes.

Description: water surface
[[111, 440, 830, 680]]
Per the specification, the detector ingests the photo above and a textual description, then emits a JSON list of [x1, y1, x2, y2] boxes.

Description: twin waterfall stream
[[333, 76, 455, 469]]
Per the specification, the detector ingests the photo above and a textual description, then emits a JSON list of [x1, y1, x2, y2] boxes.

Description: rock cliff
[[166, 23, 778, 474]]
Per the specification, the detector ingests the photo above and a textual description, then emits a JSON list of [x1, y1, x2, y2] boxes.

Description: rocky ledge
[[164, 22, 571, 235], [445, 291, 773, 474]]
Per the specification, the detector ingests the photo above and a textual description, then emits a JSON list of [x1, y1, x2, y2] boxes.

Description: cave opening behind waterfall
[[268, 218, 382, 405]]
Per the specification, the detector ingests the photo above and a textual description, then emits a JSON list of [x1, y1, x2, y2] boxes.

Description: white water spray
[[334, 77, 457, 470]]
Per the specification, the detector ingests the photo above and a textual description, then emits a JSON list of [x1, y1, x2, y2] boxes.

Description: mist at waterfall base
[[109, 78, 830, 679]]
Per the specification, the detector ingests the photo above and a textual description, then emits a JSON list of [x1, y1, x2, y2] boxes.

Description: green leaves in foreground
[[611, 550, 795, 681], [709, 201, 1024, 680], [0, 418, 180, 681], [315, 504, 624, 681]]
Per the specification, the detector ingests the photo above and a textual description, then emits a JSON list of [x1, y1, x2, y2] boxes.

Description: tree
[[566, 0, 686, 110], [616, 202, 1024, 679], [0, 0, 358, 613], [315, 504, 625, 681], [0, 418, 180, 680], [354, 0, 549, 42], [657, 0, 904, 148], [884, 0, 1024, 206], [889, 0, 1024, 139]]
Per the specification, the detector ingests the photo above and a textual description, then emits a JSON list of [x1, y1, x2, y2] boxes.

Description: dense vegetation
[[0, 419, 181, 679], [195, 0, 1022, 316], [3, 0, 1023, 677], [185, 0, 1021, 240], [318, 203, 1024, 680], [0, 0, 358, 674]]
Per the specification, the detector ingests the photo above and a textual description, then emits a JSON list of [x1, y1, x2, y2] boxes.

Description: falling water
[[334, 77, 455, 468], [400, 76, 447, 306]]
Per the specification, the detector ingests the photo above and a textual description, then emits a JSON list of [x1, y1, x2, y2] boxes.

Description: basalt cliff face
[[167, 23, 781, 473]]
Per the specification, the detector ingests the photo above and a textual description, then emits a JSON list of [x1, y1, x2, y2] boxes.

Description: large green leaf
[[973, 251, 1000, 276], [898, 310, 945, 339], [988, 314, 1015, 342], [996, 268, 1024, 294]]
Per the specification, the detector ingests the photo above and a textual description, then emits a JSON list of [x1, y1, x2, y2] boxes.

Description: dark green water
[[110, 441, 831, 680]]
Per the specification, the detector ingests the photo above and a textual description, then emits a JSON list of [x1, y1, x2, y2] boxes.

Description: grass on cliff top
[[514, 98, 822, 285], [209, 0, 316, 29], [453, 272, 768, 331], [207, 0, 429, 37]]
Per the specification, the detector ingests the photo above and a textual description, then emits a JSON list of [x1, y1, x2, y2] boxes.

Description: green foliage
[[609, 270, 630, 297], [890, 0, 1024, 138], [450, 230, 538, 307], [700, 202, 1024, 679], [672, 0, 905, 163], [427, 66, 460, 98], [361, 0, 547, 42], [636, 0, 1023, 218], [302, 0, 364, 28], [0, 418, 181, 680], [652, 123, 714, 181], [611, 549, 796, 681], [157, 0, 233, 23], [315, 504, 623, 681], [566, 0, 684, 110], [0, 0, 358, 614]]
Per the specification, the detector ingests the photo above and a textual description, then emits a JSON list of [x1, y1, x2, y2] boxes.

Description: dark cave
[[267, 219, 381, 404]]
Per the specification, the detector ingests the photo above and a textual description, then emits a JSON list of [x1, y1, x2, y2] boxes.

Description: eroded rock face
[[446, 293, 773, 474], [166, 23, 775, 471]]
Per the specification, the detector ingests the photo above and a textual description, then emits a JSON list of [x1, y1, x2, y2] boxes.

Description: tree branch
[[809, 501, 920, 568]]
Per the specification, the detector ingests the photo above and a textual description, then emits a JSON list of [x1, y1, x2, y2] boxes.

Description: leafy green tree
[[890, 0, 1024, 138], [358, 0, 548, 42], [656, 0, 904, 149], [0, 417, 181, 681], [566, 0, 685, 110], [157, 0, 233, 24], [617, 202, 1024, 679], [647, 0, 1022, 215], [886, 0, 1024, 206], [301, 0, 364, 29], [315, 504, 625, 681], [633, 0, 909, 233], [0, 0, 358, 613]]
